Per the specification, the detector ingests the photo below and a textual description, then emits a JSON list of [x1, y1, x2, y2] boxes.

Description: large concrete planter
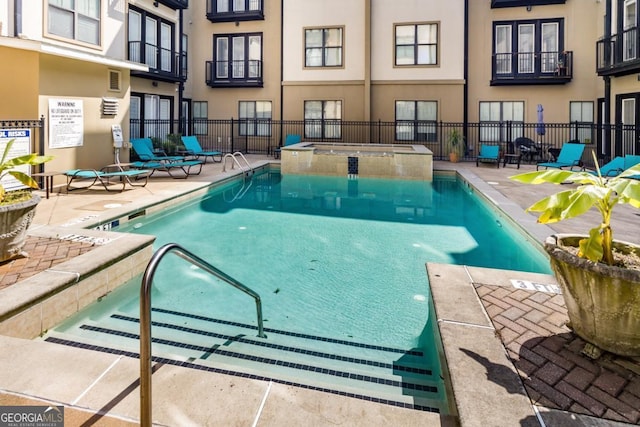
[[0, 193, 40, 262], [545, 234, 640, 357]]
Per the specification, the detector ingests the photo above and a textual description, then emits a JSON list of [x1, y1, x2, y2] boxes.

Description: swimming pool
[[44, 169, 551, 414]]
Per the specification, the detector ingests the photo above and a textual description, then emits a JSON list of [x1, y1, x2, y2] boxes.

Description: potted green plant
[[0, 138, 53, 262], [447, 128, 465, 163], [510, 152, 640, 357]]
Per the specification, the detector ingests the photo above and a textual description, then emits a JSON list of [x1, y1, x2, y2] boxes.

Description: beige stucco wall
[[370, 0, 465, 82], [184, 0, 283, 119], [283, 0, 366, 83], [467, 1, 602, 125], [0, 45, 40, 118], [370, 82, 464, 123], [38, 54, 130, 172]]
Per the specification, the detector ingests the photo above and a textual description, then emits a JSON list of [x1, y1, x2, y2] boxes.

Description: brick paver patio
[[0, 236, 96, 291], [476, 284, 640, 425]]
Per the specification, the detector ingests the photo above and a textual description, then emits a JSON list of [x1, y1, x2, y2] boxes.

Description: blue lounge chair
[[64, 168, 150, 192], [588, 156, 625, 177], [130, 160, 203, 179], [130, 138, 184, 162], [180, 135, 222, 163], [273, 134, 301, 159], [537, 143, 585, 171], [623, 154, 640, 171], [476, 144, 500, 168], [622, 155, 640, 181]]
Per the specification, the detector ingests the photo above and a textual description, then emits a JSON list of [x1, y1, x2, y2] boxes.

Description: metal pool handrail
[[222, 151, 253, 174], [139, 242, 266, 426]]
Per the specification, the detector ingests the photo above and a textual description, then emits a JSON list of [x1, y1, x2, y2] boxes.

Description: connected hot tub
[[280, 142, 433, 181]]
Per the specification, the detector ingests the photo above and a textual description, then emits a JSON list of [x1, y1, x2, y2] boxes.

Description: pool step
[[41, 307, 446, 412]]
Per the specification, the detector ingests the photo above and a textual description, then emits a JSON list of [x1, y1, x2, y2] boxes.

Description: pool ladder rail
[[222, 151, 254, 176], [139, 242, 266, 426]]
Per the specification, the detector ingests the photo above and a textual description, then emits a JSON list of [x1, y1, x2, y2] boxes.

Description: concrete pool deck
[[0, 156, 638, 426]]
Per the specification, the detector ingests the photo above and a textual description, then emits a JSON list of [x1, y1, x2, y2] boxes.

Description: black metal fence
[[131, 118, 639, 168]]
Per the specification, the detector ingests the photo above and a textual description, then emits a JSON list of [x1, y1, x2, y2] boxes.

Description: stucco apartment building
[[0, 0, 637, 173]]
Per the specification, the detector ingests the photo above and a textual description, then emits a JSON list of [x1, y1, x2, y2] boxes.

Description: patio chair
[[623, 154, 640, 171], [476, 144, 500, 168], [273, 134, 301, 159], [130, 160, 203, 179], [514, 137, 542, 163], [180, 135, 223, 163], [130, 138, 184, 162], [587, 156, 625, 177], [64, 168, 150, 192], [537, 142, 585, 171]]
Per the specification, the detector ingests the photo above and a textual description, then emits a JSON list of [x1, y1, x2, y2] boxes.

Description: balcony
[[491, 50, 573, 85], [205, 60, 263, 88], [596, 27, 640, 76], [491, 0, 566, 7], [206, 0, 264, 23], [129, 41, 187, 83], [154, 0, 189, 9]]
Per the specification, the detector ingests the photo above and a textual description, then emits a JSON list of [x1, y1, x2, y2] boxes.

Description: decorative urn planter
[[0, 193, 40, 262], [545, 234, 640, 357]]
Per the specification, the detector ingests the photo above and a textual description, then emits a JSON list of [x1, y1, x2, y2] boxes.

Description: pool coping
[[0, 163, 614, 426]]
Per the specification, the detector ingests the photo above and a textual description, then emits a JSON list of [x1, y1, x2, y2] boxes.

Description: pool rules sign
[[0, 129, 31, 191], [48, 98, 84, 148]]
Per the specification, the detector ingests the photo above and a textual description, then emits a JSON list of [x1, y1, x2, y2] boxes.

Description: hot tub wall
[[281, 145, 433, 181]]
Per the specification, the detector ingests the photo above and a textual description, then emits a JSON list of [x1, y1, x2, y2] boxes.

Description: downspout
[[604, 0, 612, 157], [364, 0, 371, 124], [13, 0, 21, 36], [463, 0, 469, 154], [178, 8, 184, 135], [279, 0, 284, 142]]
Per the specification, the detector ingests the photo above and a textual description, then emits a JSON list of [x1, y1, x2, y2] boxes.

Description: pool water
[[46, 170, 551, 413]]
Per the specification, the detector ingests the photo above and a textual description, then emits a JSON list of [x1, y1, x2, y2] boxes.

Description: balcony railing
[[129, 41, 187, 82], [206, 0, 264, 22], [491, 50, 573, 85], [205, 60, 263, 87], [596, 26, 640, 76]]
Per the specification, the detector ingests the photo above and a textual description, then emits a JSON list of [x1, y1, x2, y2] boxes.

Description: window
[[623, 0, 637, 61], [395, 101, 437, 142], [569, 102, 594, 143], [48, 0, 100, 45], [130, 93, 173, 139], [193, 101, 208, 135], [128, 7, 176, 74], [395, 23, 438, 66], [304, 101, 342, 139], [305, 28, 343, 67], [479, 101, 524, 142], [239, 101, 272, 136], [493, 19, 563, 77], [215, 0, 262, 13], [214, 33, 262, 82], [621, 98, 636, 151]]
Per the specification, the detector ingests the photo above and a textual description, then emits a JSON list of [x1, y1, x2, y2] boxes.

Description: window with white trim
[[48, 0, 100, 45], [395, 101, 437, 142], [395, 23, 438, 66], [479, 101, 524, 142], [569, 101, 594, 143], [239, 101, 272, 136], [304, 101, 342, 139], [193, 101, 208, 135]]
